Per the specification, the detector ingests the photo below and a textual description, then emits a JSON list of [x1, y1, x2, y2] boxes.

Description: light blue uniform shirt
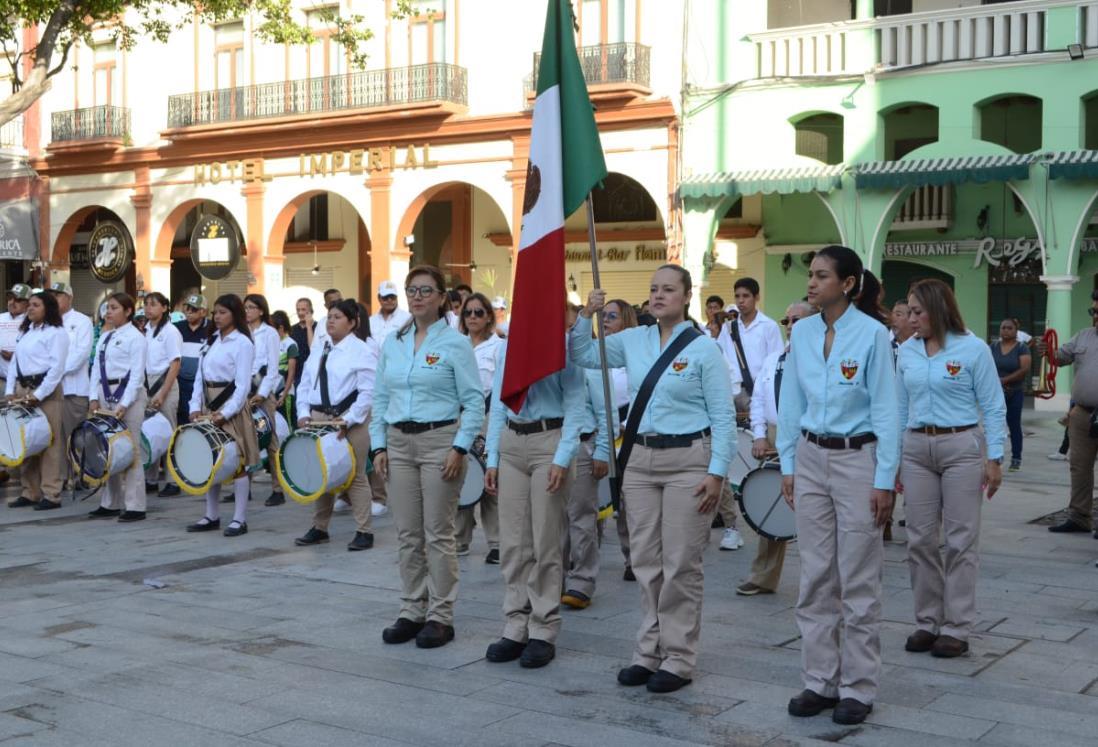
[[777, 304, 900, 491], [370, 317, 484, 451], [896, 332, 1007, 460], [485, 341, 585, 469], [579, 369, 614, 463], [568, 315, 734, 476]]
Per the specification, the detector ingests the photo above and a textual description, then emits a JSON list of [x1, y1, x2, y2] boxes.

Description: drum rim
[[457, 452, 486, 509], [165, 423, 241, 495], [276, 428, 356, 504], [68, 420, 131, 486], [735, 463, 796, 542], [0, 409, 51, 469]]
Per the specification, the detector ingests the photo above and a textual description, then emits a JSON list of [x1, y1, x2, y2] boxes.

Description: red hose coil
[[1037, 328, 1059, 400]]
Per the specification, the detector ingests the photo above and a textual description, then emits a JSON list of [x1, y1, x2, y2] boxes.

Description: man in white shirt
[[0, 283, 31, 391], [48, 282, 93, 491], [492, 296, 509, 338], [368, 280, 411, 344]]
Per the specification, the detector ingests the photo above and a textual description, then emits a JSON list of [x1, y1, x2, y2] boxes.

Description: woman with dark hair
[[186, 294, 259, 537], [269, 310, 299, 430], [370, 265, 484, 650], [244, 293, 283, 506], [777, 245, 898, 725], [294, 299, 380, 551], [573, 265, 734, 693], [991, 317, 1031, 471], [5, 291, 68, 511], [899, 279, 1005, 659], [142, 291, 182, 492], [86, 293, 149, 522]]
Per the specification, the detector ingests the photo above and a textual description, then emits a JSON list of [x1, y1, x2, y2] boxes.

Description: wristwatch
[[369, 448, 387, 460]]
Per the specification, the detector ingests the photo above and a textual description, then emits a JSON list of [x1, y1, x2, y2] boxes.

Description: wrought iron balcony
[[166, 62, 467, 128], [51, 105, 130, 142], [533, 42, 650, 89]]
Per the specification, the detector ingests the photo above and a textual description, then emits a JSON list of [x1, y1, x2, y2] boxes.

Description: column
[[34, 175, 51, 286], [242, 181, 266, 293], [681, 203, 719, 320], [367, 172, 392, 311], [1040, 273, 1077, 412], [506, 134, 530, 293], [131, 166, 152, 293]]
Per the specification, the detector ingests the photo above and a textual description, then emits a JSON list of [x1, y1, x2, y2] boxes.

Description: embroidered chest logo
[[839, 359, 859, 380], [424, 352, 441, 366], [945, 360, 963, 377], [671, 357, 689, 372]]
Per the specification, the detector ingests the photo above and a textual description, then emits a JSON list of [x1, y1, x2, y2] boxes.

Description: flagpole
[[585, 195, 620, 502]]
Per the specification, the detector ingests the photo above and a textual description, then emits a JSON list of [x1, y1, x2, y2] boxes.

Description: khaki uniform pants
[[748, 424, 786, 591], [17, 385, 64, 502], [562, 438, 599, 597], [616, 498, 631, 567], [144, 380, 178, 484], [1068, 406, 1098, 529], [902, 428, 985, 641], [624, 436, 714, 679], [455, 489, 499, 549], [388, 423, 463, 625], [311, 409, 373, 534], [62, 394, 89, 483], [98, 387, 148, 512], [794, 437, 883, 705]]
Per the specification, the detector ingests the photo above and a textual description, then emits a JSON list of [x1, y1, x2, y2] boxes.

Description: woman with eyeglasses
[[990, 317, 1031, 472], [244, 294, 284, 506], [370, 266, 484, 650], [454, 291, 503, 563]]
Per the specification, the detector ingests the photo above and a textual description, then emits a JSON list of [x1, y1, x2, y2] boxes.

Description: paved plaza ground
[[0, 410, 1096, 746]]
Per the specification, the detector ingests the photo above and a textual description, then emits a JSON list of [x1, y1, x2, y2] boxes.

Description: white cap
[[378, 280, 399, 297], [492, 296, 507, 310], [723, 303, 740, 314]]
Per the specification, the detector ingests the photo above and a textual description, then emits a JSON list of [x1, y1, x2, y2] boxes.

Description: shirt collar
[[832, 303, 859, 331], [221, 328, 241, 342]]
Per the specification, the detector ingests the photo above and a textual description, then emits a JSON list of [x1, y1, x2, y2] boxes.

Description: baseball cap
[[723, 303, 740, 315], [492, 296, 507, 310], [134, 308, 146, 319], [183, 293, 207, 310], [7, 284, 31, 300], [48, 281, 73, 296], [378, 280, 399, 297]]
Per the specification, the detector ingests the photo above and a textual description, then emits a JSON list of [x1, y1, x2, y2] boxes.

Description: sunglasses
[[780, 317, 799, 326], [462, 307, 487, 318], [406, 286, 438, 298]]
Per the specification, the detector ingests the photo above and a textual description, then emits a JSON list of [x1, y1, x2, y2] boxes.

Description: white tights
[[205, 475, 250, 525]]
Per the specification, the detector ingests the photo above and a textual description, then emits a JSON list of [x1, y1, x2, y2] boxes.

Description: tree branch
[[0, 0, 81, 127]]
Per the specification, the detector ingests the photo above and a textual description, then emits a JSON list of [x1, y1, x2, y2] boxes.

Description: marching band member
[[244, 294, 283, 506], [737, 301, 815, 596], [141, 292, 182, 492], [270, 310, 300, 431], [573, 265, 734, 694], [482, 309, 584, 670], [86, 293, 148, 522], [48, 282, 93, 495], [454, 291, 503, 562], [898, 279, 1005, 658], [370, 266, 484, 650], [6, 291, 69, 511], [778, 245, 898, 725], [294, 300, 379, 551], [185, 294, 259, 537], [162, 293, 210, 497]]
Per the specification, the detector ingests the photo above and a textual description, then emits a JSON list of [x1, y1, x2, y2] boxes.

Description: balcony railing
[[750, 24, 858, 78], [167, 63, 467, 128], [533, 42, 650, 89], [892, 184, 952, 231], [51, 105, 129, 143], [0, 115, 23, 150]]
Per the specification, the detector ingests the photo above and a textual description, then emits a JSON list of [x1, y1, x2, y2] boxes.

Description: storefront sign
[[0, 199, 39, 260], [87, 222, 132, 283], [564, 244, 667, 263], [885, 237, 1044, 269], [193, 158, 268, 186], [972, 237, 1041, 269], [883, 242, 960, 258], [297, 144, 438, 178], [189, 214, 240, 280]]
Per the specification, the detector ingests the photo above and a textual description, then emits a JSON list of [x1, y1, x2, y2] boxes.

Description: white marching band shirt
[[188, 329, 255, 420], [91, 321, 147, 408], [250, 323, 282, 400], [61, 308, 93, 398], [296, 334, 379, 428], [6, 322, 69, 401], [144, 318, 183, 378]]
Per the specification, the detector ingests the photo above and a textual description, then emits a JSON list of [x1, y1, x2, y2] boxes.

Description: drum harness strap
[[249, 365, 269, 398], [728, 320, 754, 396], [316, 342, 358, 418], [199, 334, 237, 413], [14, 362, 45, 390], [613, 326, 702, 511], [98, 332, 130, 406]]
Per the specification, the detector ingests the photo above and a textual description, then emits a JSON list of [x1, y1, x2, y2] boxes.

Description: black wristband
[[369, 448, 387, 460], [452, 445, 468, 456]]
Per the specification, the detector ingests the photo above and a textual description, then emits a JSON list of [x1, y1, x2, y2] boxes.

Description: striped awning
[[853, 154, 1032, 189], [679, 164, 845, 202], [1042, 150, 1098, 180]]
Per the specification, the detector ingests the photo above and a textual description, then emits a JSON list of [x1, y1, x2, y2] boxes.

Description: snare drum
[[736, 461, 796, 541], [69, 415, 135, 488], [727, 428, 759, 493], [166, 421, 242, 495], [0, 405, 52, 468], [276, 425, 355, 504], [140, 411, 172, 470]]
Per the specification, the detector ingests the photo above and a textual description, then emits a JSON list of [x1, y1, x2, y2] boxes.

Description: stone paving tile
[[976, 723, 1098, 747], [974, 649, 1098, 694], [248, 718, 416, 747], [925, 692, 1098, 740]]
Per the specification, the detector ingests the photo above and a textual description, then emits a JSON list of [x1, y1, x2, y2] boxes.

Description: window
[[307, 7, 344, 78], [768, 0, 853, 29], [979, 95, 1042, 154], [580, 0, 628, 45], [214, 21, 245, 89], [883, 103, 939, 159], [291, 194, 330, 242], [410, 0, 447, 65], [591, 173, 658, 224], [874, 0, 911, 16], [93, 41, 117, 107], [1085, 94, 1098, 150], [793, 113, 844, 165]]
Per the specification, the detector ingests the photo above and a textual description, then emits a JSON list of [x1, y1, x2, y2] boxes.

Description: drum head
[[70, 422, 110, 479], [727, 429, 758, 493], [281, 434, 324, 496], [458, 452, 486, 509], [0, 410, 25, 462], [736, 463, 796, 541], [173, 427, 215, 486]]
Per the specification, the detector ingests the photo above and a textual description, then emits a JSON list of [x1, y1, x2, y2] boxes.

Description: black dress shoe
[[710, 514, 725, 529], [264, 492, 285, 507], [159, 484, 181, 497], [832, 698, 873, 725], [117, 511, 146, 523], [221, 494, 233, 503], [33, 499, 62, 511], [617, 664, 654, 686], [415, 620, 455, 649], [223, 520, 248, 537], [347, 532, 374, 551], [931, 634, 969, 658], [88, 507, 121, 519], [186, 517, 220, 532], [295, 527, 330, 546], [485, 637, 526, 662], [382, 617, 425, 644], [145, 482, 159, 493], [623, 566, 636, 582], [646, 669, 691, 693], [485, 548, 500, 564], [1049, 520, 1090, 533], [788, 689, 839, 717], [905, 629, 938, 653], [7, 496, 35, 508], [519, 638, 555, 668]]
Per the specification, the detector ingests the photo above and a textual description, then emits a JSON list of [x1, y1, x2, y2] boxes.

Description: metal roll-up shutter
[[69, 267, 123, 318]]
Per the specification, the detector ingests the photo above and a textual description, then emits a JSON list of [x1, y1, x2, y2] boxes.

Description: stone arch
[[153, 198, 246, 264]]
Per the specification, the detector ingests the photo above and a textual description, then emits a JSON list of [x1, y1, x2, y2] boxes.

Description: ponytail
[[853, 269, 886, 324]]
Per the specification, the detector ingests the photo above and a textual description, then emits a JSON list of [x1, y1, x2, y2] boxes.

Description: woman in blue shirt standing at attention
[[370, 265, 484, 651], [778, 245, 899, 726], [572, 264, 734, 695], [897, 279, 1005, 659]]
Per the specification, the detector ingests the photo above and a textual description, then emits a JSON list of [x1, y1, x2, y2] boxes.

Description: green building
[[680, 0, 1098, 404]]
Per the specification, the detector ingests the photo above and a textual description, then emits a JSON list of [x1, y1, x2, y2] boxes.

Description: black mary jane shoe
[[118, 511, 146, 523], [832, 698, 873, 725], [383, 617, 425, 644], [646, 669, 691, 693], [617, 665, 655, 686], [223, 520, 248, 537], [788, 689, 840, 718], [486, 637, 526, 663], [88, 507, 121, 519], [264, 492, 286, 507], [186, 517, 221, 533]]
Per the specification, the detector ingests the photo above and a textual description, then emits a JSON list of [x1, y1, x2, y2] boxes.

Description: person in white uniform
[[141, 292, 182, 492], [244, 294, 283, 505], [48, 282, 93, 494], [369, 280, 412, 344]]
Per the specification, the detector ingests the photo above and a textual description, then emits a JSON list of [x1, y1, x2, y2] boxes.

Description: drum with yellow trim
[[275, 425, 355, 504], [166, 421, 242, 495]]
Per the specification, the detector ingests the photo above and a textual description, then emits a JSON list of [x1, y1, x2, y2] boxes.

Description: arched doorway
[[155, 200, 247, 306], [52, 206, 136, 316]]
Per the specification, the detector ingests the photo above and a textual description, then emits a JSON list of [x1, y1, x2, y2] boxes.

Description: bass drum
[[69, 415, 135, 488], [276, 425, 355, 504], [726, 427, 758, 494], [458, 436, 487, 509], [167, 421, 242, 495], [0, 405, 52, 468], [140, 411, 172, 470], [736, 461, 796, 541]]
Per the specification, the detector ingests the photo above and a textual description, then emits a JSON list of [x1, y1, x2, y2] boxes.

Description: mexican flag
[[500, 0, 607, 412]]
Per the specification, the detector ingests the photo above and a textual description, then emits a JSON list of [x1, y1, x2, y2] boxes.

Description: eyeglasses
[[603, 311, 621, 321], [406, 286, 438, 298], [243, 303, 260, 311], [780, 317, 799, 326], [462, 307, 487, 318]]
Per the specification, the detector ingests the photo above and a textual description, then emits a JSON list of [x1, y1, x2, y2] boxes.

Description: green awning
[[854, 154, 1032, 189], [679, 164, 845, 202], [1043, 150, 1098, 180]]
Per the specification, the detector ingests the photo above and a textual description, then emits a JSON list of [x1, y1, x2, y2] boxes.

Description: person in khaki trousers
[[5, 291, 69, 511], [370, 266, 485, 651], [897, 279, 1005, 658], [572, 265, 735, 695]]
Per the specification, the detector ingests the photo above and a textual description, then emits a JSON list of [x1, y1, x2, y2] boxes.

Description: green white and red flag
[[500, 0, 607, 411]]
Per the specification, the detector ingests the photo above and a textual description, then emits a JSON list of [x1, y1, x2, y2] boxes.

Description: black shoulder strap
[[728, 321, 754, 394]]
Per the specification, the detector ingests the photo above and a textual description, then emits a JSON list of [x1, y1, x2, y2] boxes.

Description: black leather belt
[[205, 380, 232, 388], [17, 373, 45, 388], [580, 432, 595, 442], [392, 419, 456, 434], [636, 428, 711, 449], [507, 418, 563, 435], [911, 424, 977, 436], [802, 430, 877, 450], [104, 378, 124, 386]]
